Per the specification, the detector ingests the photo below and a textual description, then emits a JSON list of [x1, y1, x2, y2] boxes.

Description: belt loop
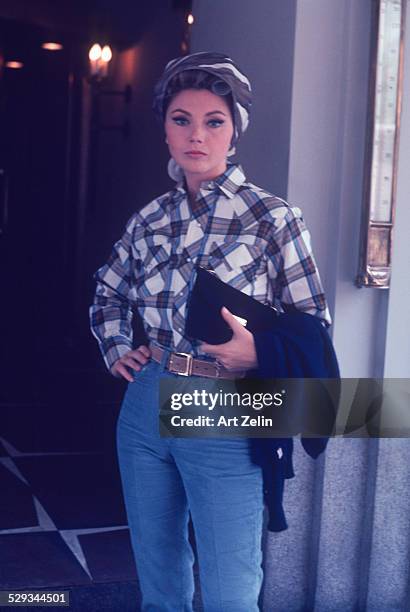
[[159, 346, 171, 372]]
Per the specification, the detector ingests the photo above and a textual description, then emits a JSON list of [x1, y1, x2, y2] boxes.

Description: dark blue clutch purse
[[185, 266, 278, 344]]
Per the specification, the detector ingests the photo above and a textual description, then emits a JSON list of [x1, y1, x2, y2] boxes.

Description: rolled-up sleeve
[[89, 214, 139, 371]]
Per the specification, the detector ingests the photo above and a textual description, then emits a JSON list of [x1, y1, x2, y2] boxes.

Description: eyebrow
[[170, 108, 227, 117]]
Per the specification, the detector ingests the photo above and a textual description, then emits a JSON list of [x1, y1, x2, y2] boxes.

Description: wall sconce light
[[88, 43, 112, 80], [181, 11, 194, 54], [101, 45, 112, 63], [88, 40, 132, 138]]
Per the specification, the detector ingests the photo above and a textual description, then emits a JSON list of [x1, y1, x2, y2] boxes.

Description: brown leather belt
[[150, 344, 246, 380]]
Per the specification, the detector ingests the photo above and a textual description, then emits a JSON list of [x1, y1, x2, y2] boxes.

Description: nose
[[189, 123, 205, 143]]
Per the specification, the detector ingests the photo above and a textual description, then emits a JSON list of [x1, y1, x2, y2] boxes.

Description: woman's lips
[[185, 151, 207, 157]]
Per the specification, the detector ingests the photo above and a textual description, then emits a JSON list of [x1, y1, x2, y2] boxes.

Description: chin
[[179, 160, 211, 174]]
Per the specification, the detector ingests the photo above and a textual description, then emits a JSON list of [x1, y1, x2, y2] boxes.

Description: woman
[[90, 52, 331, 611]]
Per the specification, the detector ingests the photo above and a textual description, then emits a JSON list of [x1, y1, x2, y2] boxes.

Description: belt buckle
[[170, 352, 193, 376]]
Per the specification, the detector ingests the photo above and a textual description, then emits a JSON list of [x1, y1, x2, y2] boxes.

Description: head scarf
[[153, 52, 252, 181]]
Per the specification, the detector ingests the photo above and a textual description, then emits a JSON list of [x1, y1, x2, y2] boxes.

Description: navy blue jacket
[[249, 312, 340, 532]]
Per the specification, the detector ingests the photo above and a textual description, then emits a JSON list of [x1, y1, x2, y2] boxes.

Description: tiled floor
[[0, 416, 136, 589], [0, 371, 203, 611]]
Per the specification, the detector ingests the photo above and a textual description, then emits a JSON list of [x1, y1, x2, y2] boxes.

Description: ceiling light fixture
[[5, 61, 24, 69], [42, 42, 63, 51]]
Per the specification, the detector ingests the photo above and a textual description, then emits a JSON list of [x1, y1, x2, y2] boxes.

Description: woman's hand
[[200, 307, 258, 371], [110, 345, 152, 382]]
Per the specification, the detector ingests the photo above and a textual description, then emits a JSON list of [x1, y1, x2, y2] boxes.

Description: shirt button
[[186, 257, 191, 263]]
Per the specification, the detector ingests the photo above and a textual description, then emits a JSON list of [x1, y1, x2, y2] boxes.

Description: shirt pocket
[[206, 239, 266, 289], [137, 237, 172, 293]]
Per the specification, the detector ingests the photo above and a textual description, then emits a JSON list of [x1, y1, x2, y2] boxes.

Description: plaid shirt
[[90, 163, 331, 371]]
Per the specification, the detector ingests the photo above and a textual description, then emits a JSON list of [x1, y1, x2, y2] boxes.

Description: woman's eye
[[208, 119, 224, 128], [172, 116, 189, 126]]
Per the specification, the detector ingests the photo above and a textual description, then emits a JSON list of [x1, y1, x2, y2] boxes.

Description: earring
[[165, 137, 169, 144]]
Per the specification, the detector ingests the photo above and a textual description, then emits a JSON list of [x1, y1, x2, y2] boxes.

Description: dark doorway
[[0, 19, 89, 402]]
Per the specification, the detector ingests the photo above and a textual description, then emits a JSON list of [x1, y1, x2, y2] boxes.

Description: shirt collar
[[173, 162, 247, 202]]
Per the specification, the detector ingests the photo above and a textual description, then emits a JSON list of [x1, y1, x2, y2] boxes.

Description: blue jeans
[[116, 357, 264, 612]]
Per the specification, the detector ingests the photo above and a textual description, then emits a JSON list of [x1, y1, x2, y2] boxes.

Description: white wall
[[191, 0, 297, 198], [192, 0, 407, 377], [288, 0, 410, 378], [287, 0, 391, 377]]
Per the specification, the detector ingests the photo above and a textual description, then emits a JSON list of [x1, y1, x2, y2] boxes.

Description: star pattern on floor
[[0, 436, 131, 581]]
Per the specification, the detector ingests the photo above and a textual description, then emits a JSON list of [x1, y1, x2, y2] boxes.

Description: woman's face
[[164, 88, 234, 187]]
